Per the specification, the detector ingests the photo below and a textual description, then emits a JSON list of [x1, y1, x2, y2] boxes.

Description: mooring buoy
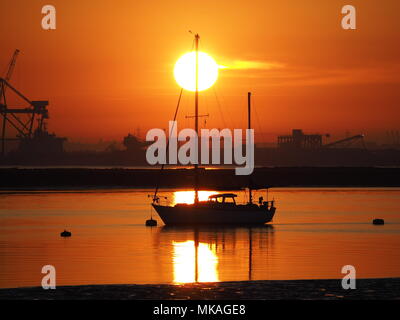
[[145, 219, 157, 226], [372, 219, 384, 225], [61, 230, 72, 237]]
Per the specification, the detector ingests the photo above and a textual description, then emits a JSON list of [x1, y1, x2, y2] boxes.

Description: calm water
[[0, 188, 400, 288]]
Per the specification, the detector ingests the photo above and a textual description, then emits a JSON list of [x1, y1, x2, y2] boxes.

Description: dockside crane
[[0, 50, 49, 155]]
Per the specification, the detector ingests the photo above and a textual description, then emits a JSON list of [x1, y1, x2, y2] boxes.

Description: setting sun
[[173, 52, 219, 92]]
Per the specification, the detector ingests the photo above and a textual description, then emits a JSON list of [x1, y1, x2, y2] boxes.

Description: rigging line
[[152, 88, 183, 202], [152, 36, 195, 202], [203, 88, 211, 129], [212, 87, 227, 129], [198, 37, 208, 129]]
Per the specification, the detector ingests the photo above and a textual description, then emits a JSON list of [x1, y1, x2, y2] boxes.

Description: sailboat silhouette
[[151, 34, 276, 226]]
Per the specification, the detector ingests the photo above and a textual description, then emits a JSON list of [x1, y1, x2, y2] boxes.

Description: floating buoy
[[373, 219, 384, 225], [61, 230, 72, 237], [145, 219, 157, 227]]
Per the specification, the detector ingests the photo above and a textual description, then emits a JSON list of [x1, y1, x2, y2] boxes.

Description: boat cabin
[[208, 193, 237, 204]]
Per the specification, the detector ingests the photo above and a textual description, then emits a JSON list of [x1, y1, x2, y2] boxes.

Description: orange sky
[[1, 0, 399, 143]]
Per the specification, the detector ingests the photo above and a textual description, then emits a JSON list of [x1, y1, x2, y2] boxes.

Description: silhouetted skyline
[[1, 1, 399, 142]]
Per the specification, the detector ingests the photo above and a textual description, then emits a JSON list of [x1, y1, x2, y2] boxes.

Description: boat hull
[[152, 203, 276, 226]]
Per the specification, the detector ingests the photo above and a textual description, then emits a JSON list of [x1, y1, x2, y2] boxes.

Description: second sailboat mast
[[194, 34, 200, 204]]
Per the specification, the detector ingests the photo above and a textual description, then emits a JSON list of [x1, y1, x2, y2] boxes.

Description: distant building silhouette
[[278, 129, 324, 149]]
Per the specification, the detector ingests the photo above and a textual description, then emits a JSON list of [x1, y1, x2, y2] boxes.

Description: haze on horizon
[[0, 0, 399, 144]]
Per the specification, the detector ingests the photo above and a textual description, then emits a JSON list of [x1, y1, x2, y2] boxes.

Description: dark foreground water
[[0, 188, 399, 288]]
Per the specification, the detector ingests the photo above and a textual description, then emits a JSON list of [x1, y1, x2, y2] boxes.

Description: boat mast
[[248, 92, 253, 204], [194, 34, 200, 204]]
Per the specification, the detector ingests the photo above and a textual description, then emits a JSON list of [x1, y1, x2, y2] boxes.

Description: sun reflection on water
[[172, 240, 219, 283]]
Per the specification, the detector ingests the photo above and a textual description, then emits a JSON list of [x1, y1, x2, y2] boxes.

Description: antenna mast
[[248, 92, 253, 204], [194, 34, 200, 204]]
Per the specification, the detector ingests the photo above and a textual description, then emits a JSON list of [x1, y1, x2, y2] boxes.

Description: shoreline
[[1, 167, 400, 190], [1, 186, 400, 193], [1, 278, 399, 300]]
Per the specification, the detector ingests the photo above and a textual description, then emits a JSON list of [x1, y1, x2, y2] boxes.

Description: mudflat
[[0, 278, 399, 300]]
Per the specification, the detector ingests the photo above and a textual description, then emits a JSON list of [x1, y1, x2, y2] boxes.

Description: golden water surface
[[0, 188, 399, 288]]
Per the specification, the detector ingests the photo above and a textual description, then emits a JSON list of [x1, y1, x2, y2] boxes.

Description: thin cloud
[[219, 60, 285, 70], [264, 64, 400, 87], [221, 62, 400, 87]]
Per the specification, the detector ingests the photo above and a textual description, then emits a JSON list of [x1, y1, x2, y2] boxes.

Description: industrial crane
[[0, 50, 49, 155]]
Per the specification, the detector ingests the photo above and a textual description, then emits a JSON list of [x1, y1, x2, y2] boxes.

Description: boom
[[323, 134, 365, 148], [5, 49, 20, 81]]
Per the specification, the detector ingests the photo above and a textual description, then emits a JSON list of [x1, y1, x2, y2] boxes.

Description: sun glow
[[173, 191, 218, 205], [174, 52, 219, 91]]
